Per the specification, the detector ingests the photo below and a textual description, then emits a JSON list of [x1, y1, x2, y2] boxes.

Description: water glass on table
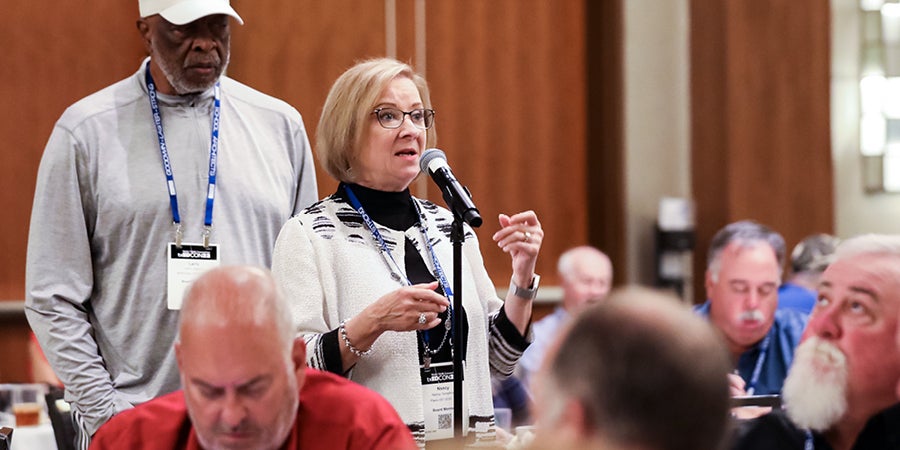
[[0, 384, 47, 427]]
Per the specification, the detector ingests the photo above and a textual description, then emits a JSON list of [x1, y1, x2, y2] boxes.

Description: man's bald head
[[178, 265, 293, 356], [175, 266, 300, 450], [557, 245, 614, 312]]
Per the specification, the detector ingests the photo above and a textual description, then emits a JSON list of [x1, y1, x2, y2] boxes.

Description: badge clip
[[174, 222, 184, 249]]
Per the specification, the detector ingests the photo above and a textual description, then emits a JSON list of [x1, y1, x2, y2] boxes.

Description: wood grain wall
[[423, 0, 589, 285], [230, 0, 591, 286], [0, 3, 145, 382], [0, 4, 145, 300], [690, 0, 834, 300], [586, 0, 626, 281]]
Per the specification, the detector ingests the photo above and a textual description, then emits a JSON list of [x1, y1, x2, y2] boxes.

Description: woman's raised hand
[[493, 210, 543, 288]]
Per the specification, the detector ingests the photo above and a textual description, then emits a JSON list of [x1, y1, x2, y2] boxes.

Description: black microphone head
[[420, 148, 447, 173]]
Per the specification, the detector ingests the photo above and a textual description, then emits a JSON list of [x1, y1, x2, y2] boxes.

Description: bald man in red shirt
[[90, 266, 415, 450]]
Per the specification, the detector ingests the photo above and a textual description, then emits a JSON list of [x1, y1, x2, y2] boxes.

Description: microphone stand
[[424, 151, 481, 441], [451, 217, 465, 440]]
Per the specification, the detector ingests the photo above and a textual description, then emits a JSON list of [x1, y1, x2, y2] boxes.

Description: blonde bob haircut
[[317, 57, 437, 183]]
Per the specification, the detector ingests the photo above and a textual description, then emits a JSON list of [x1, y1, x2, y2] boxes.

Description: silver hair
[[706, 220, 786, 282], [790, 234, 840, 274], [833, 234, 900, 262], [557, 245, 612, 280]]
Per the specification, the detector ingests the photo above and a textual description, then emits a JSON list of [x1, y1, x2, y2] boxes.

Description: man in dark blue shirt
[[777, 233, 839, 314], [695, 221, 808, 397]]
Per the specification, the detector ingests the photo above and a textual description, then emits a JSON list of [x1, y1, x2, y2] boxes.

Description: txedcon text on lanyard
[[144, 62, 220, 248]]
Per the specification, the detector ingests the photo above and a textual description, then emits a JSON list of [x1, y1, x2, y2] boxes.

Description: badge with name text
[[422, 361, 455, 441], [167, 243, 220, 310]]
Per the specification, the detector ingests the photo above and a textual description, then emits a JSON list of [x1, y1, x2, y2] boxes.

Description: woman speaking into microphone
[[271, 57, 543, 447]]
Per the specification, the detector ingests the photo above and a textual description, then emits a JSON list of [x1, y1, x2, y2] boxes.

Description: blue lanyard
[[343, 185, 454, 297], [144, 62, 221, 247], [804, 430, 814, 450], [342, 185, 455, 345], [745, 331, 772, 395]]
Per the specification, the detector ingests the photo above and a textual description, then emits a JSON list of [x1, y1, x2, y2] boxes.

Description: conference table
[[0, 382, 58, 450], [10, 422, 57, 450]]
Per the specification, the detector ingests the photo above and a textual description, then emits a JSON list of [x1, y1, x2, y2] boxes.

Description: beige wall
[[832, 0, 900, 237], [623, 0, 692, 289]]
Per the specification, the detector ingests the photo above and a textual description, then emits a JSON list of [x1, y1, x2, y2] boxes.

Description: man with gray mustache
[[694, 220, 808, 396], [732, 234, 900, 450]]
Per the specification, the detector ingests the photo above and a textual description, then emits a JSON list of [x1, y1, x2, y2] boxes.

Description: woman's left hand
[[493, 210, 543, 288]]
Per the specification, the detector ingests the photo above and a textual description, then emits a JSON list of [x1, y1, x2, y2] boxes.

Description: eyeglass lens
[[374, 108, 434, 129]]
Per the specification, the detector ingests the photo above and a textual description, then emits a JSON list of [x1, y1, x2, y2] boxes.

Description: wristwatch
[[510, 274, 540, 300]]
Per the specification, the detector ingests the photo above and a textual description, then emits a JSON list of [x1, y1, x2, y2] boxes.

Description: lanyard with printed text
[[145, 62, 220, 248], [343, 185, 455, 360], [745, 331, 772, 395], [343, 185, 454, 299]]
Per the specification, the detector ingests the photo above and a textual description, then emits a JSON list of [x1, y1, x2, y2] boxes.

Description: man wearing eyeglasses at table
[[694, 221, 808, 403]]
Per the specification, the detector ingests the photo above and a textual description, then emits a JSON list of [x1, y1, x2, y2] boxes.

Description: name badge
[[422, 361, 469, 441], [167, 243, 220, 310]]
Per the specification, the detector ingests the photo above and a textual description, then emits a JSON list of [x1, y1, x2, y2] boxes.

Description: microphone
[[419, 148, 483, 228]]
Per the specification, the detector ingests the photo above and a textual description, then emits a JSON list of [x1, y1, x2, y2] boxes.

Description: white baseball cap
[[139, 0, 243, 25]]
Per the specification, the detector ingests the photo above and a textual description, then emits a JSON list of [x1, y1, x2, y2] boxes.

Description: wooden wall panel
[[691, 0, 833, 301], [425, 0, 588, 286], [0, 3, 144, 382], [394, 0, 421, 64], [586, 0, 626, 284], [0, 321, 31, 383], [0, 4, 144, 302], [229, 0, 389, 197], [691, 0, 731, 295], [229, 0, 432, 204]]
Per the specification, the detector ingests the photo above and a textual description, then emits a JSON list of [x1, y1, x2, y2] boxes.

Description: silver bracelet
[[339, 320, 373, 357]]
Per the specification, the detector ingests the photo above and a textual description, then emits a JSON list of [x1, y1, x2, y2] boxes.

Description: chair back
[[0, 426, 12, 450], [45, 387, 76, 450]]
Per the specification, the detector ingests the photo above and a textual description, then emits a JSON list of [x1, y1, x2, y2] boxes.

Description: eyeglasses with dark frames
[[371, 108, 435, 130]]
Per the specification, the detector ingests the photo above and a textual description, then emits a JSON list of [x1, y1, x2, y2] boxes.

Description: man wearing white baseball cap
[[25, 1, 318, 448], [139, 0, 244, 25]]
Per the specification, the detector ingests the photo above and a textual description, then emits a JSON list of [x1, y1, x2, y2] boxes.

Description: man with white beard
[[694, 221, 808, 396], [731, 234, 900, 450]]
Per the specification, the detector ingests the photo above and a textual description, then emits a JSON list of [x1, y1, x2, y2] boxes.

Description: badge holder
[[166, 223, 219, 310]]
